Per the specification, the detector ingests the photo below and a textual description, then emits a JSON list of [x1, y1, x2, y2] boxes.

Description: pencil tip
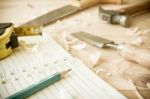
[[61, 68, 72, 77]]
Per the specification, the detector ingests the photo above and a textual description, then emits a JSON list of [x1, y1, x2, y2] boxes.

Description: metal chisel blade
[[21, 5, 80, 26], [72, 31, 115, 48]]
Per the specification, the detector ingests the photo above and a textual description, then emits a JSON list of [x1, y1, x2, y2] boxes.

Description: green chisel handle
[[6, 73, 61, 99], [72, 0, 122, 9]]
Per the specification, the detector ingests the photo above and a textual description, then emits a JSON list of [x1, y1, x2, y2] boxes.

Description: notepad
[[0, 34, 126, 99]]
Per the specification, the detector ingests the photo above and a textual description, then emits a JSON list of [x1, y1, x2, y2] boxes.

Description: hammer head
[[99, 7, 130, 27]]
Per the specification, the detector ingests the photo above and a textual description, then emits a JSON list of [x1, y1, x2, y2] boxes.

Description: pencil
[[6, 69, 72, 99]]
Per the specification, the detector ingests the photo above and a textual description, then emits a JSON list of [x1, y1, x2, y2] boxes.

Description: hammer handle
[[99, 0, 122, 4], [117, 44, 150, 69], [71, 0, 122, 9], [117, 0, 150, 15]]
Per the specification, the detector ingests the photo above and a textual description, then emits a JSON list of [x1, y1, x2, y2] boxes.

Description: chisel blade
[[72, 31, 115, 48], [21, 5, 80, 26]]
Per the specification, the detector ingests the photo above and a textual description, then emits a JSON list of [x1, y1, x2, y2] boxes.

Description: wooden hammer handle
[[71, 0, 122, 9], [99, 0, 122, 4], [117, 0, 150, 15], [117, 44, 150, 69]]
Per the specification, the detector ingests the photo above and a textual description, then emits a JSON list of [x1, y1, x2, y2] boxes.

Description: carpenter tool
[[99, 0, 150, 27], [21, 0, 122, 26], [6, 69, 71, 99], [72, 31, 150, 69], [0, 23, 42, 59]]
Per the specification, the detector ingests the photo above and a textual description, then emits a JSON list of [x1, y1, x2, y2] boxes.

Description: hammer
[[99, 0, 150, 27]]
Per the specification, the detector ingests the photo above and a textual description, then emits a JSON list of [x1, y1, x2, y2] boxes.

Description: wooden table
[[0, 0, 150, 98]]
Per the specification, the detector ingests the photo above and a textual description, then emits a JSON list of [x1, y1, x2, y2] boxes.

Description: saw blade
[[21, 5, 80, 26], [72, 31, 115, 48]]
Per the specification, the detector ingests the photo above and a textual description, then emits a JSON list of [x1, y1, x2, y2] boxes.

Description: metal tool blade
[[72, 31, 115, 48], [21, 5, 80, 26]]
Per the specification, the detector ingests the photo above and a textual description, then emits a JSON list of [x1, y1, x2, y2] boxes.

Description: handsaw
[[21, 0, 122, 26]]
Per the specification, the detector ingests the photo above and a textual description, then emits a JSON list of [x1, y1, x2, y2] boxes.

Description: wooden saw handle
[[117, 44, 150, 69], [71, 0, 122, 9]]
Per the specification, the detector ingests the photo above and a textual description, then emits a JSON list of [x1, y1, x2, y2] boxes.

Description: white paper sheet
[[0, 34, 126, 99]]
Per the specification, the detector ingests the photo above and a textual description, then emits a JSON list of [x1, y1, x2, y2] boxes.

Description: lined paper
[[0, 34, 126, 99]]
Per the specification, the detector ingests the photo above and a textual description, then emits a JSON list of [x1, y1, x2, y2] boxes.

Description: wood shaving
[[129, 28, 150, 48], [71, 42, 87, 50], [19, 40, 39, 52], [106, 73, 113, 77], [95, 68, 105, 74], [147, 83, 150, 89], [127, 27, 139, 35], [131, 37, 143, 46], [62, 31, 78, 51], [90, 52, 102, 67]]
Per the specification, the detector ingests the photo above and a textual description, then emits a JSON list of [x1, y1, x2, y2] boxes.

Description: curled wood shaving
[[71, 42, 86, 50], [90, 51, 102, 67], [19, 40, 39, 52]]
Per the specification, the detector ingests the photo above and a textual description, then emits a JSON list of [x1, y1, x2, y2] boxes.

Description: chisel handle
[[117, 44, 150, 69], [71, 0, 122, 9]]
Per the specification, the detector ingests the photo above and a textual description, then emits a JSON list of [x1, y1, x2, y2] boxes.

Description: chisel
[[72, 31, 150, 69]]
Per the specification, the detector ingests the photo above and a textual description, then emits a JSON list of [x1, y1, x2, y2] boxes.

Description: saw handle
[[117, 44, 150, 69], [71, 0, 122, 9]]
